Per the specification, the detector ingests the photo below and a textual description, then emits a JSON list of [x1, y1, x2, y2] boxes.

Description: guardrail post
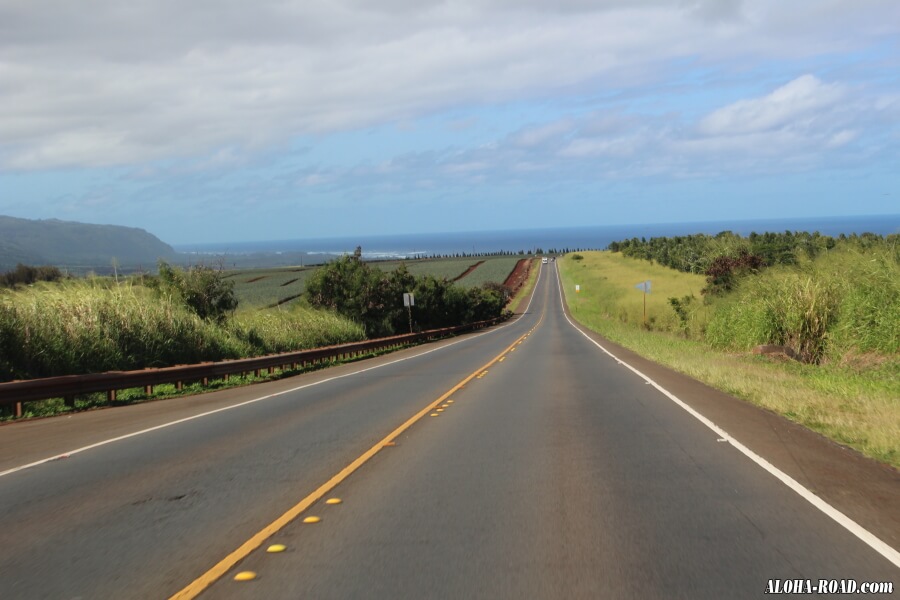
[[202, 377, 209, 386], [176, 381, 183, 391], [254, 369, 261, 377], [107, 389, 116, 403], [15, 402, 23, 418], [145, 385, 153, 395]]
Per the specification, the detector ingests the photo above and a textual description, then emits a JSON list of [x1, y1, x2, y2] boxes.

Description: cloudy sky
[[1, 0, 898, 244]]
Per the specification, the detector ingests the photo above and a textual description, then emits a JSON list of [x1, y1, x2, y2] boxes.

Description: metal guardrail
[[0, 318, 502, 417]]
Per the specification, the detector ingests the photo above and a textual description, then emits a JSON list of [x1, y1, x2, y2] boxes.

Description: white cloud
[[698, 75, 845, 136], [306, 74, 897, 188], [0, 1, 898, 171]]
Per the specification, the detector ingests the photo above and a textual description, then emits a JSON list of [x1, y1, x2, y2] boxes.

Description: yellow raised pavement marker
[[266, 544, 286, 553], [325, 498, 342, 505], [233, 571, 257, 581], [302, 516, 321, 524], [169, 312, 545, 600]]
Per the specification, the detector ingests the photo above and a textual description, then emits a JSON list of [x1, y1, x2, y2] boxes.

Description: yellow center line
[[169, 311, 544, 600]]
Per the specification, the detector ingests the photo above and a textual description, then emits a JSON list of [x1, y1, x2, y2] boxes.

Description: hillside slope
[[0, 215, 175, 270]]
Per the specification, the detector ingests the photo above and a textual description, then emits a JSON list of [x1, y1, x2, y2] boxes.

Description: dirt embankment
[[503, 258, 532, 296]]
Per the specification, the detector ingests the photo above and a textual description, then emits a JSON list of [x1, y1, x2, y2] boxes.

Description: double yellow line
[[171, 315, 543, 599]]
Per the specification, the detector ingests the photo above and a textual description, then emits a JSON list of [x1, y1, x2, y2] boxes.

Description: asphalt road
[[0, 264, 897, 599]]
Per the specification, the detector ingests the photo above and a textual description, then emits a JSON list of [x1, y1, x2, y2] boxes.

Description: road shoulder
[[559, 288, 900, 550]]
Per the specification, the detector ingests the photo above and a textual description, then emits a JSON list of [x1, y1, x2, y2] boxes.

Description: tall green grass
[[706, 247, 899, 362], [0, 279, 365, 382], [231, 304, 365, 354]]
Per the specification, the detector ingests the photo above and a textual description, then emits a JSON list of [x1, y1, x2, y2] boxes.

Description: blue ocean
[[176, 214, 900, 260]]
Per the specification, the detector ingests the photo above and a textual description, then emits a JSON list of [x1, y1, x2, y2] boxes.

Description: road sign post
[[634, 280, 651, 325], [403, 293, 415, 333]]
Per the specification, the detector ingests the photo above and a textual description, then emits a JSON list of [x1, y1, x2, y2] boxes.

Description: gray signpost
[[403, 292, 415, 333], [634, 280, 651, 325]]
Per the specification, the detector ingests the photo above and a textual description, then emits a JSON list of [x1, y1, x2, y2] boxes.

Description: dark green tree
[[155, 261, 238, 322]]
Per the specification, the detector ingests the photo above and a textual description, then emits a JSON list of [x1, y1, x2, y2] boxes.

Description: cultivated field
[[228, 256, 523, 308], [375, 257, 475, 279], [226, 267, 314, 307], [454, 256, 523, 288]]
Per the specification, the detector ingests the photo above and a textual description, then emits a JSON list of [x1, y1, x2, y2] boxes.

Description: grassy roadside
[[558, 252, 899, 468]]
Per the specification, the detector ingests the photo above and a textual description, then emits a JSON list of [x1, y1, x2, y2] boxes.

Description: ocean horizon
[[175, 214, 900, 260]]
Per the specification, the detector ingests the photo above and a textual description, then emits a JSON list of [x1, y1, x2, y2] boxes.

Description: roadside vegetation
[[305, 251, 509, 338], [558, 232, 899, 467], [0, 252, 515, 418], [226, 255, 524, 308], [0, 268, 365, 383]]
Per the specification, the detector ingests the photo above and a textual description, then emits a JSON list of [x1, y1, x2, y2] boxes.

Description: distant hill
[[0, 216, 176, 272]]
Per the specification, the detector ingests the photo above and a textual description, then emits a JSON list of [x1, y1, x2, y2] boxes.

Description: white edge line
[[1, 269, 545, 480], [553, 261, 900, 568]]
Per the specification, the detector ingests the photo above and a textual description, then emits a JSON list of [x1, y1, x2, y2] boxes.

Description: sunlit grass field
[[558, 251, 899, 467], [562, 251, 708, 331]]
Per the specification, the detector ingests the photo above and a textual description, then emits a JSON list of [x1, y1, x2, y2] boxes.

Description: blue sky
[[1, 1, 898, 245]]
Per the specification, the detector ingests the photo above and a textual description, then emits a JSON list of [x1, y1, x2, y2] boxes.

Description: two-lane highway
[[1, 264, 897, 598]]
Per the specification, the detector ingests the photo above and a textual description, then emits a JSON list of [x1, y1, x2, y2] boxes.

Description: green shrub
[[0, 264, 67, 288], [155, 260, 238, 323]]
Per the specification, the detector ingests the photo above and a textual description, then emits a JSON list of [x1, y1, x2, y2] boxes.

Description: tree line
[[607, 230, 897, 296], [0, 264, 68, 288]]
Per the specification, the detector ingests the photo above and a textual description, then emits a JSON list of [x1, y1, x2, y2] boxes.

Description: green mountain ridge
[[0, 215, 176, 271]]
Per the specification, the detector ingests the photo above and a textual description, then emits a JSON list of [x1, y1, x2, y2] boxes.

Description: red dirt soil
[[502, 258, 532, 295]]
